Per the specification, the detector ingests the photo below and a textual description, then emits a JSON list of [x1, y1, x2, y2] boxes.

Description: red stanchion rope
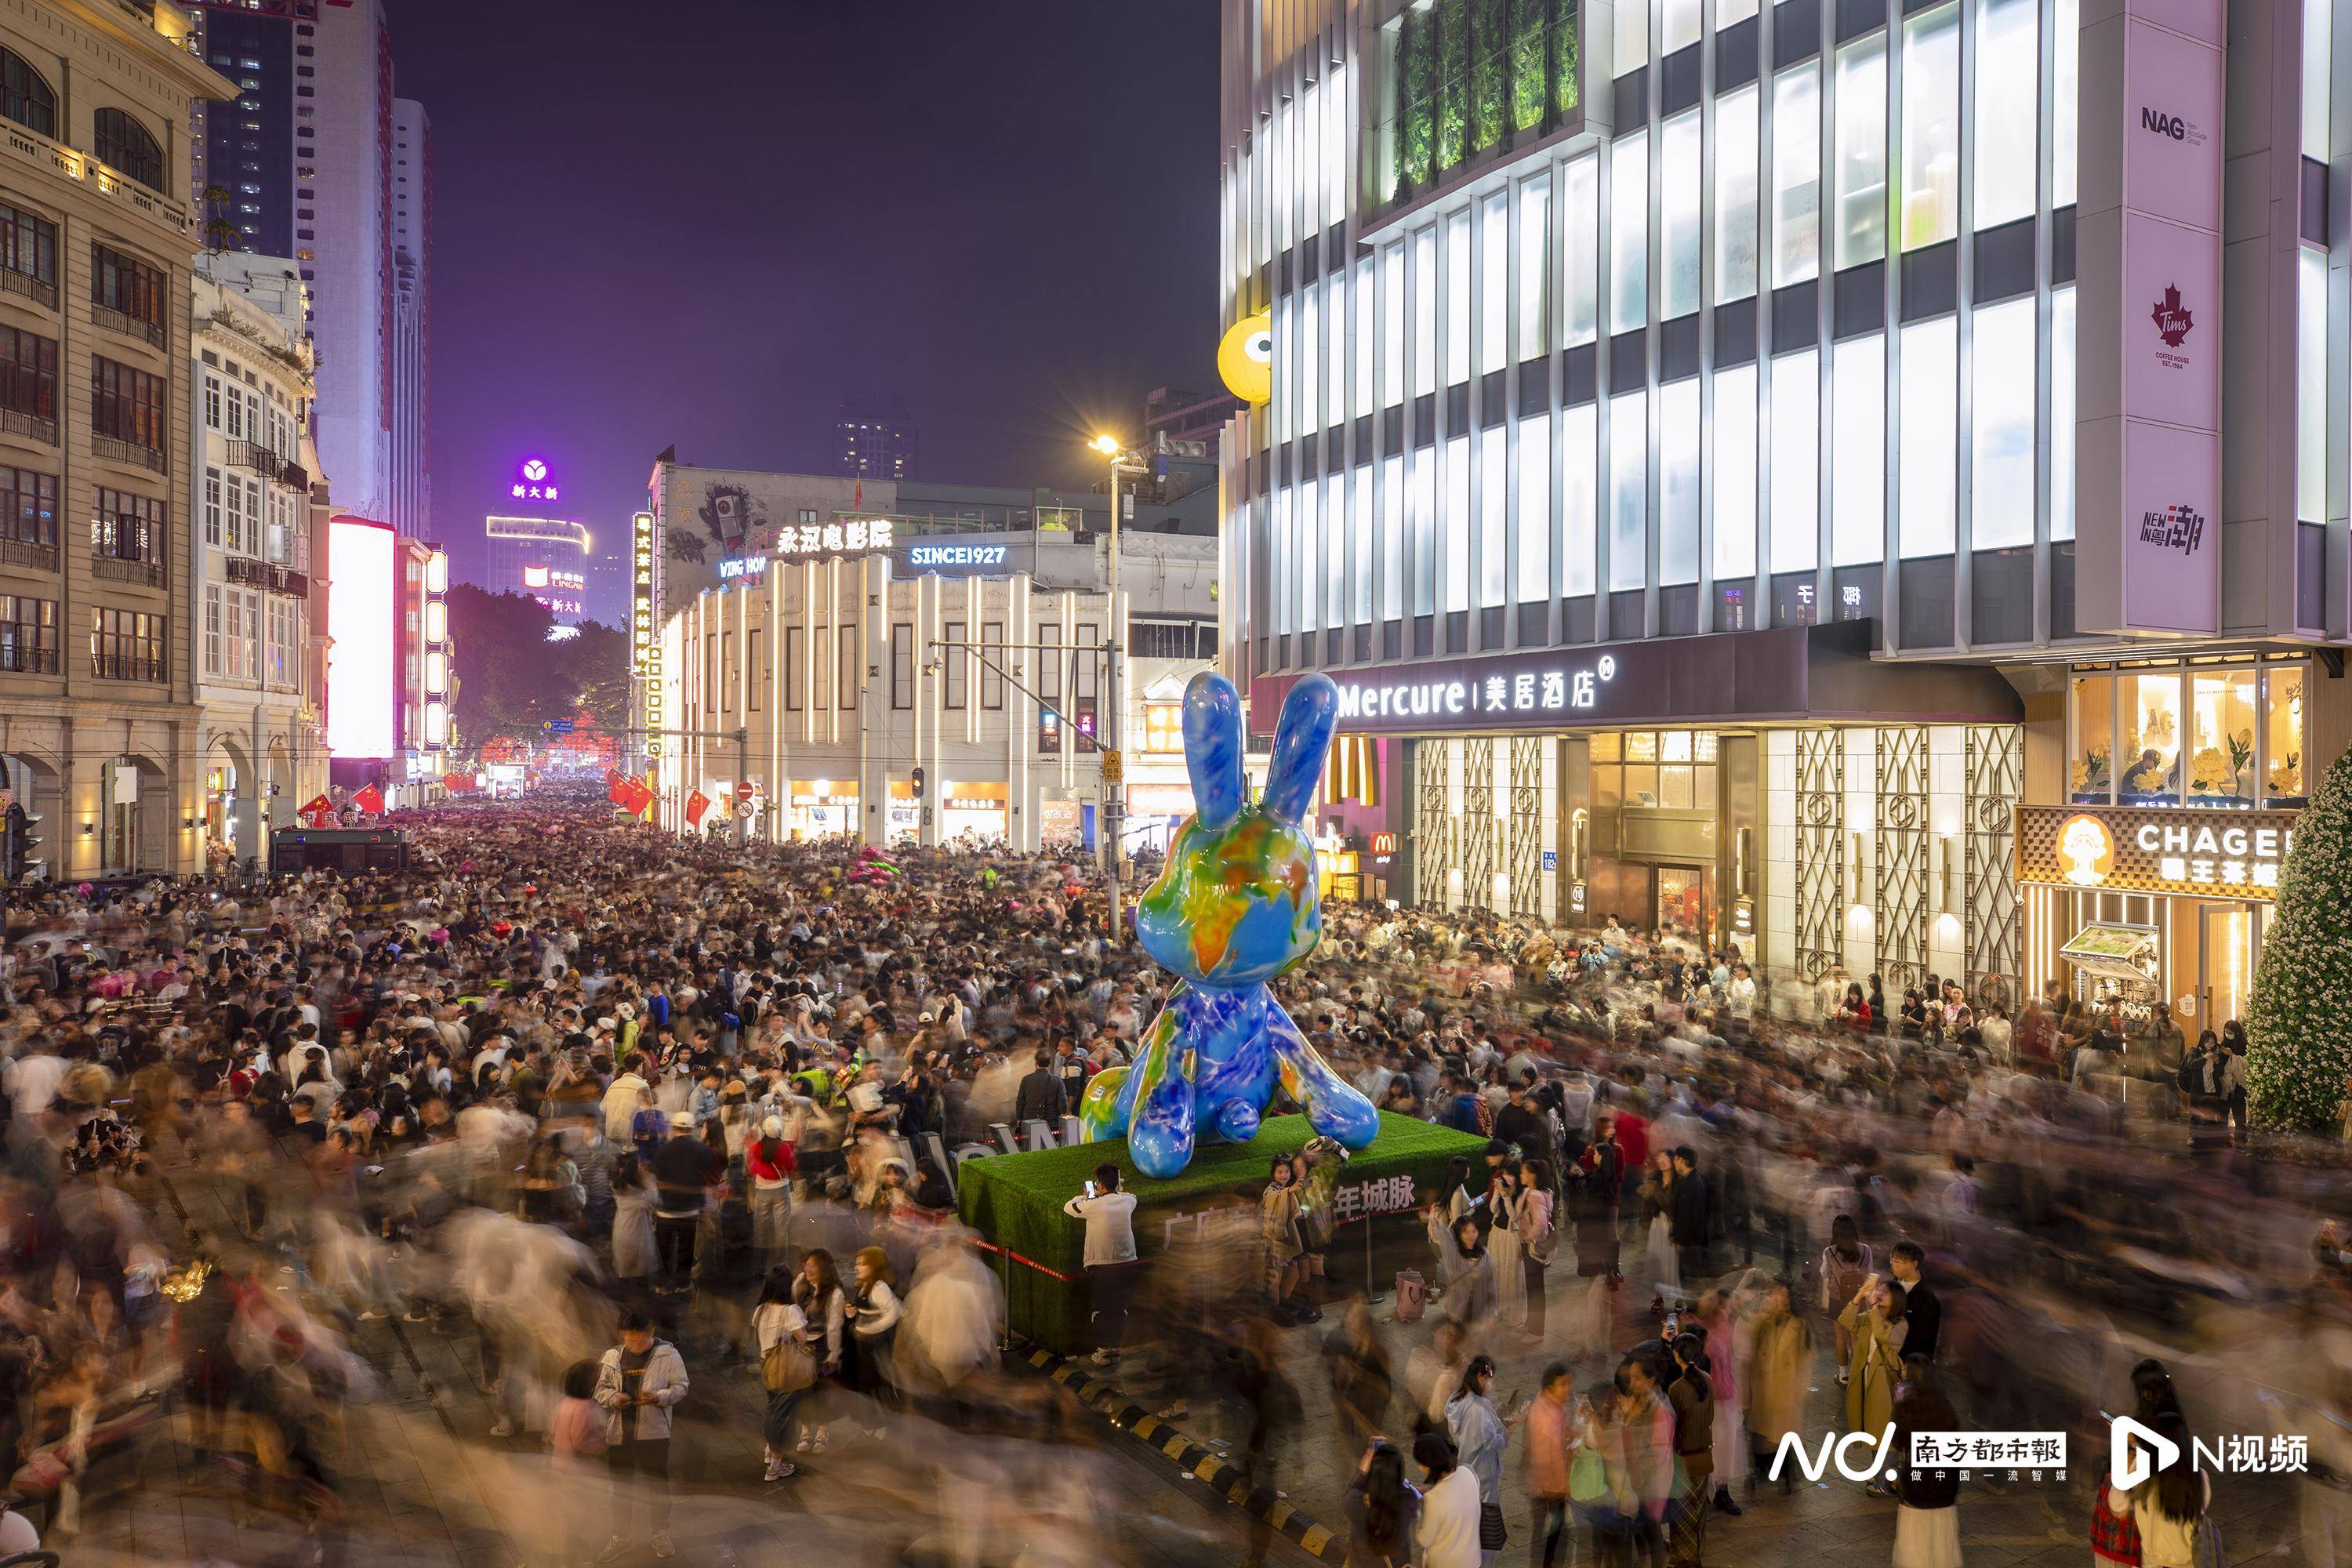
[[967, 1237, 1080, 1283]]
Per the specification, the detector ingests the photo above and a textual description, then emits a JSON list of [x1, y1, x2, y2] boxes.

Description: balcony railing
[[269, 564, 307, 597], [90, 554, 163, 588], [279, 459, 309, 492], [0, 123, 192, 236], [0, 407, 57, 446], [92, 434, 165, 474], [0, 538, 56, 571], [0, 267, 56, 311], [0, 644, 56, 674], [227, 438, 279, 477], [91, 301, 165, 350], [223, 554, 267, 588], [91, 652, 165, 681]]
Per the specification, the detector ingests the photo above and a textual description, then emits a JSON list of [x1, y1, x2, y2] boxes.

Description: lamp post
[[1091, 433, 1141, 942]]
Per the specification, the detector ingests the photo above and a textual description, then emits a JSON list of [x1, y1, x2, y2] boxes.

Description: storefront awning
[[1244, 620, 2025, 737], [2059, 922, 2160, 982]]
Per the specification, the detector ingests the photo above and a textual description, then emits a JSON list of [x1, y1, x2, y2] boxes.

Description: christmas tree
[[2246, 745, 2352, 1133]]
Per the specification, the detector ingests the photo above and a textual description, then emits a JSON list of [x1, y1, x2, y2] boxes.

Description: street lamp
[[1091, 431, 1141, 941]]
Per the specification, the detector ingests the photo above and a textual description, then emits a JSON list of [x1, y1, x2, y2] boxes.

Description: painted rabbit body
[[1078, 670, 1381, 1178]]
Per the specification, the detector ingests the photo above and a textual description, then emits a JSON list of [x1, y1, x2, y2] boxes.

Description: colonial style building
[[0, 0, 233, 880]]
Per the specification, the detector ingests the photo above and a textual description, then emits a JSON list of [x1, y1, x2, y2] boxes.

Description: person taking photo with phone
[[1063, 1162, 1138, 1366]]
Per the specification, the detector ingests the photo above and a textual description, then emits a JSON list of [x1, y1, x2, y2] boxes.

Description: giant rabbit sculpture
[[1078, 670, 1381, 1178]]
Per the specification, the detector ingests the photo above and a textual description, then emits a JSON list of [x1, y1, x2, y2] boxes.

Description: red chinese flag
[[685, 789, 711, 826], [350, 784, 385, 815], [298, 793, 333, 822], [627, 779, 657, 816], [608, 774, 633, 807]]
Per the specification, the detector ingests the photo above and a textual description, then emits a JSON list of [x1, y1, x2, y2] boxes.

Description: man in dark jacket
[[1668, 1146, 1712, 1284], [1013, 1047, 1067, 1130], [1889, 1240, 1940, 1360], [1492, 1078, 1548, 1156]]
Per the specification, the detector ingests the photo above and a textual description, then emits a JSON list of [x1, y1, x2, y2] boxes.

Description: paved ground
[[57, 1142, 2339, 1568], [1087, 1236, 2327, 1568], [57, 1171, 1317, 1568]]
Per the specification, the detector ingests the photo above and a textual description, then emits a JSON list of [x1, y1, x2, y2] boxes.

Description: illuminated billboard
[[326, 517, 398, 757]]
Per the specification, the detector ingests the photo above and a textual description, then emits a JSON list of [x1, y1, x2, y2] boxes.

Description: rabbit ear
[[1181, 671, 1247, 831], [1260, 673, 1339, 828]]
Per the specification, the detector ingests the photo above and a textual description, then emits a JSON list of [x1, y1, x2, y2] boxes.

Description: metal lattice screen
[[1461, 737, 1495, 911], [1875, 727, 1930, 993], [1964, 724, 2023, 1011], [1509, 735, 1544, 917], [1415, 739, 1453, 909], [1795, 729, 1846, 981]]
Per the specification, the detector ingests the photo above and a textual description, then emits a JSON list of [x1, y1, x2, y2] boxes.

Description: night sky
[[391, 0, 1221, 598]]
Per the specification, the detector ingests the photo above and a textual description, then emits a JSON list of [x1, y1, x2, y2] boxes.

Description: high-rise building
[[187, 0, 422, 535], [833, 395, 917, 481], [0, 0, 236, 881], [1218, 0, 2341, 1022], [485, 514, 591, 627], [1143, 387, 1241, 451], [388, 98, 428, 539]]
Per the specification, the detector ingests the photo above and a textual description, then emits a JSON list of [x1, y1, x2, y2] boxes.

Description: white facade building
[[651, 529, 1218, 854], [1214, 0, 2352, 1021], [190, 255, 328, 866], [304, 0, 393, 532]]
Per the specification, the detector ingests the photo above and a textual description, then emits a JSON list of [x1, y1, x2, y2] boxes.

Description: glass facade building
[[1215, 0, 2351, 1035]]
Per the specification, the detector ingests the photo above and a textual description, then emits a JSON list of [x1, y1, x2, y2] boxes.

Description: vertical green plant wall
[[1399, 8, 1434, 194], [1436, 0, 1470, 171], [1388, 0, 1583, 202], [1510, 0, 1549, 131]]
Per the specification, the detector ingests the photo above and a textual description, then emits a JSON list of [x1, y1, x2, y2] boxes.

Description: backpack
[[1523, 1195, 1559, 1265], [1820, 1242, 1873, 1314]]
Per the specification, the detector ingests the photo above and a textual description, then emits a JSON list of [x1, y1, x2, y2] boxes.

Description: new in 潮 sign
[[2075, 0, 2225, 635]]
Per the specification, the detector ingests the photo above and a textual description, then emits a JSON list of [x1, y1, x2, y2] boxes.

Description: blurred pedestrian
[[592, 1309, 687, 1563]]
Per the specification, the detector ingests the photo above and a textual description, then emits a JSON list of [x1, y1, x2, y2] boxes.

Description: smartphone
[[1083, 1180, 1098, 1199]]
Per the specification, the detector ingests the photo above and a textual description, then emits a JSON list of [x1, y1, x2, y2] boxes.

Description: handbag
[[1570, 1446, 1610, 1504], [1479, 1501, 1508, 1550], [762, 1335, 817, 1393], [2190, 1516, 2223, 1568]]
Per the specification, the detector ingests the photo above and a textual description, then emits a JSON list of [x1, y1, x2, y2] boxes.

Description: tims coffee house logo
[[2150, 283, 2194, 371]]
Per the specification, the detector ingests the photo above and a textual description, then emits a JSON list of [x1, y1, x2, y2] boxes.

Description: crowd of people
[[0, 789, 2347, 1568]]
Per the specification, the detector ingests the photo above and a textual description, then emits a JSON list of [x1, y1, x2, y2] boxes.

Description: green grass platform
[[955, 1110, 1487, 1352]]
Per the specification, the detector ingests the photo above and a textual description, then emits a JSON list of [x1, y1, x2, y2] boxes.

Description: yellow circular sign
[[2056, 813, 2115, 886], [1217, 310, 1273, 405]]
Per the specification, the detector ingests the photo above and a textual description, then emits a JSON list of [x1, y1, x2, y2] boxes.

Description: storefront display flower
[[2125, 751, 2173, 797], [2072, 742, 2110, 794], [2269, 755, 2303, 797], [2189, 746, 2237, 797]]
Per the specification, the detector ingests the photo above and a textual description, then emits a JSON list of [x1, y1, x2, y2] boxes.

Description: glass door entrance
[[1656, 865, 1712, 950], [2197, 902, 2259, 1034]]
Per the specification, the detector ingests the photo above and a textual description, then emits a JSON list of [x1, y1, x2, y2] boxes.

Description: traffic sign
[[1100, 749, 1123, 784], [736, 801, 757, 820], [735, 781, 756, 802]]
